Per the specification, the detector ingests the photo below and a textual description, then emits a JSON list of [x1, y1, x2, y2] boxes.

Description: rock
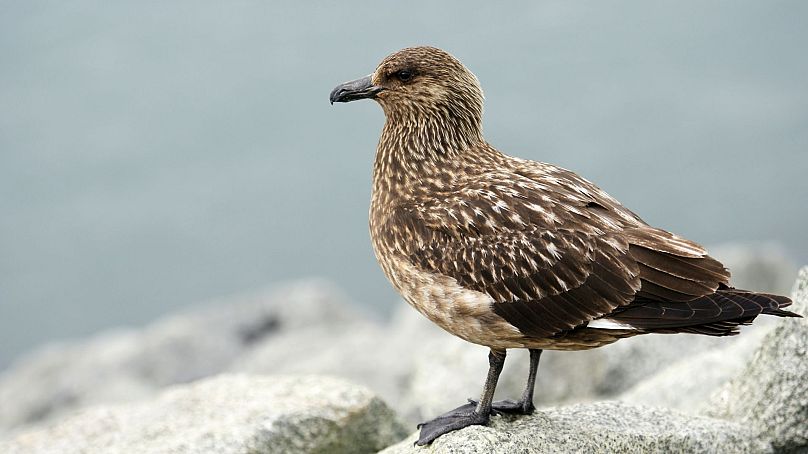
[[1, 374, 408, 454], [379, 401, 770, 454], [705, 266, 808, 451], [617, 327, 768, 412], [228, 304, 431, 425], [0, 280, 367, 434], [0, 280, 447, 435], [229, 322, 406, 408], [592, 331, 749, 397]]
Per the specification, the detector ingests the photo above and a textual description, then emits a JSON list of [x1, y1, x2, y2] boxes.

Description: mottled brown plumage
[[330, 46, 798, 444]]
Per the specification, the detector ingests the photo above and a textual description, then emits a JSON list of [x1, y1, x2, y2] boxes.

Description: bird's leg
[[415, 349, 506, 446], [485, 348, 542, 414]]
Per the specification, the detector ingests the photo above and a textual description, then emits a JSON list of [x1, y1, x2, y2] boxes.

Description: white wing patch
[[587, 319, 638, 330]]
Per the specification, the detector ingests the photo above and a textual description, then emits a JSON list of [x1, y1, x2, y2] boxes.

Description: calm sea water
[[1, 1, 807, 368]]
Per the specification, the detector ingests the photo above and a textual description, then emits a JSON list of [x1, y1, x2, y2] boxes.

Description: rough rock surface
[[617, 326, 768, 412], [1, 375, 407, 454], [0, 280, 370, 434], [587, 329, 739, 396], [706, 266, 808, 451], [380, 402, 769, 454], [229, 304, 418, 419]]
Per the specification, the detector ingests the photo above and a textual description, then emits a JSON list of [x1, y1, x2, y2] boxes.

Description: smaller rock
[[1, 374, 408, 454], [230, 322, 406, 407], [380, 401, 769, 454], [0, 280, 362, 433], [593, 332, 743, 397], [617, 326, 769, 412], [706, 266, 808, 452]]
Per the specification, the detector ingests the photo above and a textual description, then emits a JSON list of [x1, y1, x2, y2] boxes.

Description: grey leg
[[415, 349, 506, 445], [471, 348, 542, 414]]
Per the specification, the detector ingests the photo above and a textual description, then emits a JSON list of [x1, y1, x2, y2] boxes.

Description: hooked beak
[[329, 75, 384, 104]]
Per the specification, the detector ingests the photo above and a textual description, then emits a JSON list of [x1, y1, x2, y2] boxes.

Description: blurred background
[[1, 0, 806, 370]]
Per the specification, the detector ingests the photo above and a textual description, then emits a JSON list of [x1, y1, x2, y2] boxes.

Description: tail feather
[[607, 289, 799, 336]]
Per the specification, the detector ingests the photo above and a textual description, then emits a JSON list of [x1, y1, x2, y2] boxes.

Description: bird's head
[[330, 46, 484, 129]]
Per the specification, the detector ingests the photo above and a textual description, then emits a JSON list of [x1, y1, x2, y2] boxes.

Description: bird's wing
[[381, 166, 729, 338]]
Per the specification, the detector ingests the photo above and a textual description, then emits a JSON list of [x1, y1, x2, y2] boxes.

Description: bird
[[329, 46, 799, 446]]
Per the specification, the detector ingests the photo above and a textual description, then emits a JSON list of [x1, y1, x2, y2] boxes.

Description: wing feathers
[[623, 227, 706, 258], [637, 262, 717, 296], [636, 281, 697, 302], [608, 289, 797, 335], [629, 245, 729, 284]]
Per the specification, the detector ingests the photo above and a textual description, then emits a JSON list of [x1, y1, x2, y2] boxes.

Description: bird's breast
[[379, 251, 526, 349]]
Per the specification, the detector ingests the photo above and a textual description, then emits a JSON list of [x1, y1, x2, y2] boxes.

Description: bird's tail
[[608, 288, 800, 336]]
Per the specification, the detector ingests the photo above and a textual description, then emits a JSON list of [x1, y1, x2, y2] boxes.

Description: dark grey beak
[[329, 75, 383, 104]]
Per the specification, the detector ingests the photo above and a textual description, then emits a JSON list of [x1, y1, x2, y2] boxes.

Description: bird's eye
[[395, 70, 414, 82]]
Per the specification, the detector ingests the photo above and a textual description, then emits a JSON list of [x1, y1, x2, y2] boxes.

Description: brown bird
[[329, 46, 799, 445]]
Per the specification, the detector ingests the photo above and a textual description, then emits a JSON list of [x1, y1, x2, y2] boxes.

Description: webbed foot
[[415, 402, 490, 445]]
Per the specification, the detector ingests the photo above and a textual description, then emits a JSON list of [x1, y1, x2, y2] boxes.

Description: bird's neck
[[370, 113, 496, 221]]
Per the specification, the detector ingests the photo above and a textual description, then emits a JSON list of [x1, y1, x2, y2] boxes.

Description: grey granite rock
[[592, 331, 748, 397], [616, 326, 769, 412], [0, 280, 366, 434], [1, 374, 408, 454], [379, 401, 770, 454], [706, 266, 808, 452], [229, 322, 406, 408]]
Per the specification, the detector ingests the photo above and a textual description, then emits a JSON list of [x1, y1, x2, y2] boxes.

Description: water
[[1, 1, 807, 368]]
